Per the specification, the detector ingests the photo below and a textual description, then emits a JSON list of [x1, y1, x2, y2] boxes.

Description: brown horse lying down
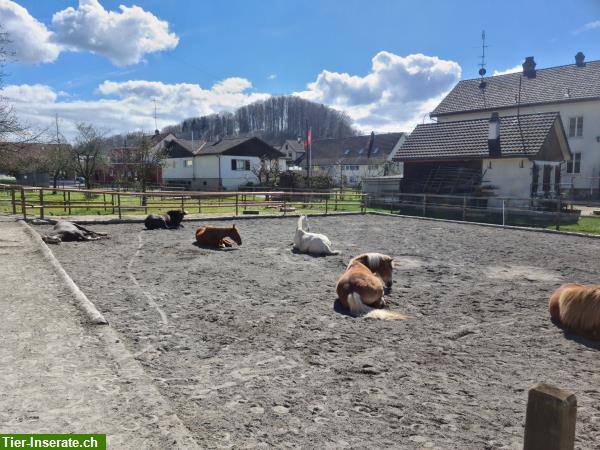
[[549, 283, 600, 340], [195, 224, 242, 248], [42, 221, 108, 244], [336, 252, 408, 321]]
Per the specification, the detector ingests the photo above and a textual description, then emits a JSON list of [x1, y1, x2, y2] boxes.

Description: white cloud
[[492, 65, 521, 76], [0, 0, 178, 65], [267, 74, 277, 80], [574, 20, 600, 34], [51, 0, 178, 65], [3, 78, 269, 138], [0, 0, 60, 63], [295, 51, 461, 132]]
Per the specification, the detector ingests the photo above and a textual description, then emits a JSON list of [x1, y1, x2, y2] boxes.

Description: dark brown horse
[[195, 225, 242, 248]]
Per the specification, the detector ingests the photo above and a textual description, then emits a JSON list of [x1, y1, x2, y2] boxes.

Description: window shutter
[[231, 159, 236, 170], [574, 153, 581, 173], [566, 160, 573, 174], [245, 160, 250, 170], [569, 118, 576, 137]]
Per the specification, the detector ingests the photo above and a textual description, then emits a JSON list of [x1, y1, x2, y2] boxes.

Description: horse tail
[[346, 292, 409, 321]]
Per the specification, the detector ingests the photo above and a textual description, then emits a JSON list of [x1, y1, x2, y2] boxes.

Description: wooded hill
[[162, 96, 357, 146]]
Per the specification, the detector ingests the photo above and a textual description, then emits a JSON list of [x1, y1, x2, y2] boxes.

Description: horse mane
[[297, 215, 308, 231], [347, 252, 390, 271]]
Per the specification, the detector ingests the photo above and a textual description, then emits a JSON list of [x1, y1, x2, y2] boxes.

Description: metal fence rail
[[367, 191, 600, 231]]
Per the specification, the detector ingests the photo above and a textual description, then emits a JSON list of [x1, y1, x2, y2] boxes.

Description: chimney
[[522, 56, 536, 78], [488, 112, 501, 157], [154, 129, 159, 135], [575, 51, 585, 67]]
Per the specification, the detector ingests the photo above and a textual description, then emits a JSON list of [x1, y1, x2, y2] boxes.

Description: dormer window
[[568, 116, 583, 138]]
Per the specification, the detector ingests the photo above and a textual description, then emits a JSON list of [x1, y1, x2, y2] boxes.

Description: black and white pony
[[144, 210, 187, 230]]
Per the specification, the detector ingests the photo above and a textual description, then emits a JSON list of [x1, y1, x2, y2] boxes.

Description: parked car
[[75, 176, 85, 184]]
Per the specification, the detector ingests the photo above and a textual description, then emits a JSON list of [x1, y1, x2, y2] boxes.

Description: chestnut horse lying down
[[42, 221, 108, 244], [549, 283, 600, 340], [195, 224, 242, 248], [293, 215, 339, 256], [144, 210, 187, 230], [336, 253, 408, 321]]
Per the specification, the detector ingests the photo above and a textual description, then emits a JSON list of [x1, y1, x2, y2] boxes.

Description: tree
[[0, 28, 33, 171], [251, 156, 281, 186], [128, 132, 168, 196], [72, 123, 107, 189], [43, 115, 74, 192]]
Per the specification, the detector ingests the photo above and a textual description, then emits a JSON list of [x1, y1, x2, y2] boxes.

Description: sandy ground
[[35, 214, 600, 449]]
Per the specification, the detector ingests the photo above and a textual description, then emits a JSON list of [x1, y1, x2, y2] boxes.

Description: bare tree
[[251, 156, 281, 186], [42, 115, 74, 192], [128, 132, 168, 197], [72, 123, 107, 189]]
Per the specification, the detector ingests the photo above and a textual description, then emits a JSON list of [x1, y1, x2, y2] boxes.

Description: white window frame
[[566, 152, 581, 174], [183, 159, 193, 168], [568, 116, 583, 138]]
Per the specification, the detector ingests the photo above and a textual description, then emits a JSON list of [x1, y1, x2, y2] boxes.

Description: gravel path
[[36, 214, 600, 449]]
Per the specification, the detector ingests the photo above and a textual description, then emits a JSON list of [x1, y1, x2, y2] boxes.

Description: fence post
[[198, 197, 201, 214], [67, 191, 72, 216], [10, 188, 16, 214], [20, 187, 26, 220], [422, 194, 427, 217], [235, 193, 239, 216], [334, 192, 338, 211], [462, 196, 467, 221], [523, 383, 576, 450], [39, 188, 44, 220], [555, 197, 561, 231], [111, 193, 115, 214], [103, 193, 107, 213], [181, 195, 185, 213], [502, 200, 506, 226], [325, 196, 329, 214], [283, 196, 287, 216], [117, 193, 122, 219]]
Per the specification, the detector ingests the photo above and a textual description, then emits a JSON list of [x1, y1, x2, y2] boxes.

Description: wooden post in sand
[[523, 383, 576, 450]]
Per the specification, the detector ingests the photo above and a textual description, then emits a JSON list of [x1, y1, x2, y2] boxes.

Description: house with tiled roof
[[396, 53, 600, 199], [308, 132, 406, 187], [162, 136, 285, 190], [279, 138, 306, 163]]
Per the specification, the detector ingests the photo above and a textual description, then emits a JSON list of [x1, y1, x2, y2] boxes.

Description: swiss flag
[[304, 127, 312, 148]]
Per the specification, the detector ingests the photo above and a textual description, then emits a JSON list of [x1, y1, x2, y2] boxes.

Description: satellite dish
[[479, 68, 487, 77]]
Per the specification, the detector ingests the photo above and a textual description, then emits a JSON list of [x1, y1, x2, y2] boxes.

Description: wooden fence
[[0, 184, 367, 219]]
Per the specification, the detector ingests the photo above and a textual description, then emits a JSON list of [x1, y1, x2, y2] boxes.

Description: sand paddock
[[37, 214, 600, 449]]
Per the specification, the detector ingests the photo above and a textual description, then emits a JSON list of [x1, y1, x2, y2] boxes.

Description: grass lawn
[[547, 216, 600, 235]]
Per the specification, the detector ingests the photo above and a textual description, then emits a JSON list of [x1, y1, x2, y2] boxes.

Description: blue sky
[[2, 0, 599, 137]]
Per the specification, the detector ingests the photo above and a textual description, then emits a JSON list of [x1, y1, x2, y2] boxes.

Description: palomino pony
[[42, 221, 108, 244], [293, 215, 339, 256], [195, 224, 242, 249], [336, 253, 408, 321], [549, 283, 600, 340]]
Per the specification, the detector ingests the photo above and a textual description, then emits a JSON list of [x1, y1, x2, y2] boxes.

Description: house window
[[231, 159, 251, 171], [568, 116, 583, 138], [184, 159, 193, 167], [566, 153, 581, 174]]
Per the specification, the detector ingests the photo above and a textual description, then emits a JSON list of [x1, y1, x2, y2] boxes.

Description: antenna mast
[[478, 30, 488, 79]]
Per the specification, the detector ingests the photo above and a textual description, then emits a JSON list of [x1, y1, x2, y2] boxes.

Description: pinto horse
[[336, 253, 408, 321], [195, 224, 242, 249], [42, 221, 108, 244], [549, 283, 600, 340], [144, 210, 187, 230]]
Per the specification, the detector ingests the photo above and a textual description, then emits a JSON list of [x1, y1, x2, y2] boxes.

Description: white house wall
[[436, 99, 600, 191], [482, 157, 533, 198]]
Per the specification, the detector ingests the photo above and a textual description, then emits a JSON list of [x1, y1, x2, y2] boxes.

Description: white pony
[[293, 215, 340, 256]]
